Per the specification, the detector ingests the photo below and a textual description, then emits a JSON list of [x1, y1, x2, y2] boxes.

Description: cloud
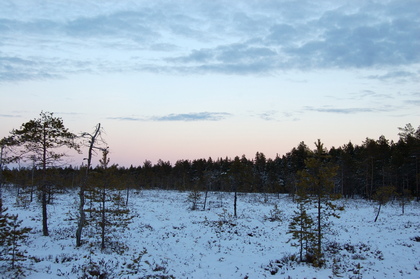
[[64, 11, 162, 43], [257, 110, 301, 122], [0, 113, 21, 118], [259, 111, 278, 121], [404, 100, 420, 106], [169, 43, 277, 73], [327, 90, 394, 101], [288, 1, 420, 69], [365, 70, 420, 82], [0, 53, 98, 82], [152, 112, 231, 121], [108, 116, 145, 121], [165, 1, 420, 75], [305, 107, 374, 114], [109, 112, 231, 122], [351, 90, 393, 100], [304, 103, 403, 114], [0, 55, 56, 82], [1, 0, 419, 80]]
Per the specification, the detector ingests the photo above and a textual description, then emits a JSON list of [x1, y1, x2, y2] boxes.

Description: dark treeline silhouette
[[3, 124, 419, 201]]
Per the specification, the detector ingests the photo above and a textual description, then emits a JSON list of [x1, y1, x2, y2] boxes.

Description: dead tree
[[76, 123, 105, 247]]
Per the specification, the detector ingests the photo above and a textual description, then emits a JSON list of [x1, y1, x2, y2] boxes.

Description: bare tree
[[76, 123, 105, 247]]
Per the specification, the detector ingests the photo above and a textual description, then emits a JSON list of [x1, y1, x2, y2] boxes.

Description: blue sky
[[1, 0, 419, 167]]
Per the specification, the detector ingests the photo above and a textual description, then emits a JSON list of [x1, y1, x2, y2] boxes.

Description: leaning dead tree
[[76, 123, 105, 247]]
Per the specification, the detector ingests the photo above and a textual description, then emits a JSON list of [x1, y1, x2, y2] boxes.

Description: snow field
[[1, 187, 419, 278]]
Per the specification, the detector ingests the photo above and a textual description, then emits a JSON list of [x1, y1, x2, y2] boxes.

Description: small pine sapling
[[187, 188, 202, 210], [0, 199, 10, 246], [266, 204, 283, 222], [0, 207, 32, 276], [5, 215, 32, 270], [287, 203, 315, 263], [398, 189, 414, 215]]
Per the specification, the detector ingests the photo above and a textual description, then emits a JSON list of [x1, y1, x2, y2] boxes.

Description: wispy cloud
[[258, 111, 278, 121], [107, 116, 145, 121], [365, 70, 420, 82], [109, 112, 232, 122], [303, 105, 402, 114], [305, 107, 374, 114], [404, 100, 420, 106], [0, 113, 21, 118], [327, 90, 394, 101], [152, 112, 231, 121], [168, 43, 278, 75], [257, 110, 301, 121]]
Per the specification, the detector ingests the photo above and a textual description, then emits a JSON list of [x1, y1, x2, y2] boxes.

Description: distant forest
[[1, 123, 419, 201]]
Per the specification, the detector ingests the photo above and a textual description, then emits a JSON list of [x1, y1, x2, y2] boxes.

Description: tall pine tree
[[295, 139, 343, 266], [7, 111, 79, 236]]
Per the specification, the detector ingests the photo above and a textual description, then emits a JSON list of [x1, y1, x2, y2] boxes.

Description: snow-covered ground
[[2, 187, 419, 278]]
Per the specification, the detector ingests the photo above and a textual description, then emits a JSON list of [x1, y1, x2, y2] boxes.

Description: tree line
[[2, 119, 419, 202]]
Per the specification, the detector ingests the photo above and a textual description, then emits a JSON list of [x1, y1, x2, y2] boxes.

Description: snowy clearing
[[1, 187, 420, 279]]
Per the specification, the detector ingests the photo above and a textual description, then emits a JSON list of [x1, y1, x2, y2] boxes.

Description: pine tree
[[7, 111, 79, 236], [0, 202, 32, 275], [4, 215, 32, 270], [287, 203, 315, 262], [373, 185, 396, 222], [85, 148, 132, 252], [0, 199, 10, 247], [295, 139, 343, 266], [187, 187, 202, 211]]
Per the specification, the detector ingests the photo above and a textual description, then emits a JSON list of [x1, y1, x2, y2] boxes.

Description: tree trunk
[[370, 158, 374, 199], [317, 196, 321, 256], [374, 203, 382, 222], [234, 186, 237, 218], [126, 186, 130, 206], [203, 190, 208, 211], [76, 182, 85, 247], [0, 145, 4, 212], [30, 162, 35, 203], [101, 186, 106, 250], [402, 196, 405, 215], [76, 123, 101, 247], [42, 190, 49, 236], [299, 215, 303, 262], [41, 129, 50, 236], [416, 155, 419, 202]]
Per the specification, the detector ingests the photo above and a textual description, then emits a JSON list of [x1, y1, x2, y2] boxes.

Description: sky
[[1, 0, 419, 167]]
